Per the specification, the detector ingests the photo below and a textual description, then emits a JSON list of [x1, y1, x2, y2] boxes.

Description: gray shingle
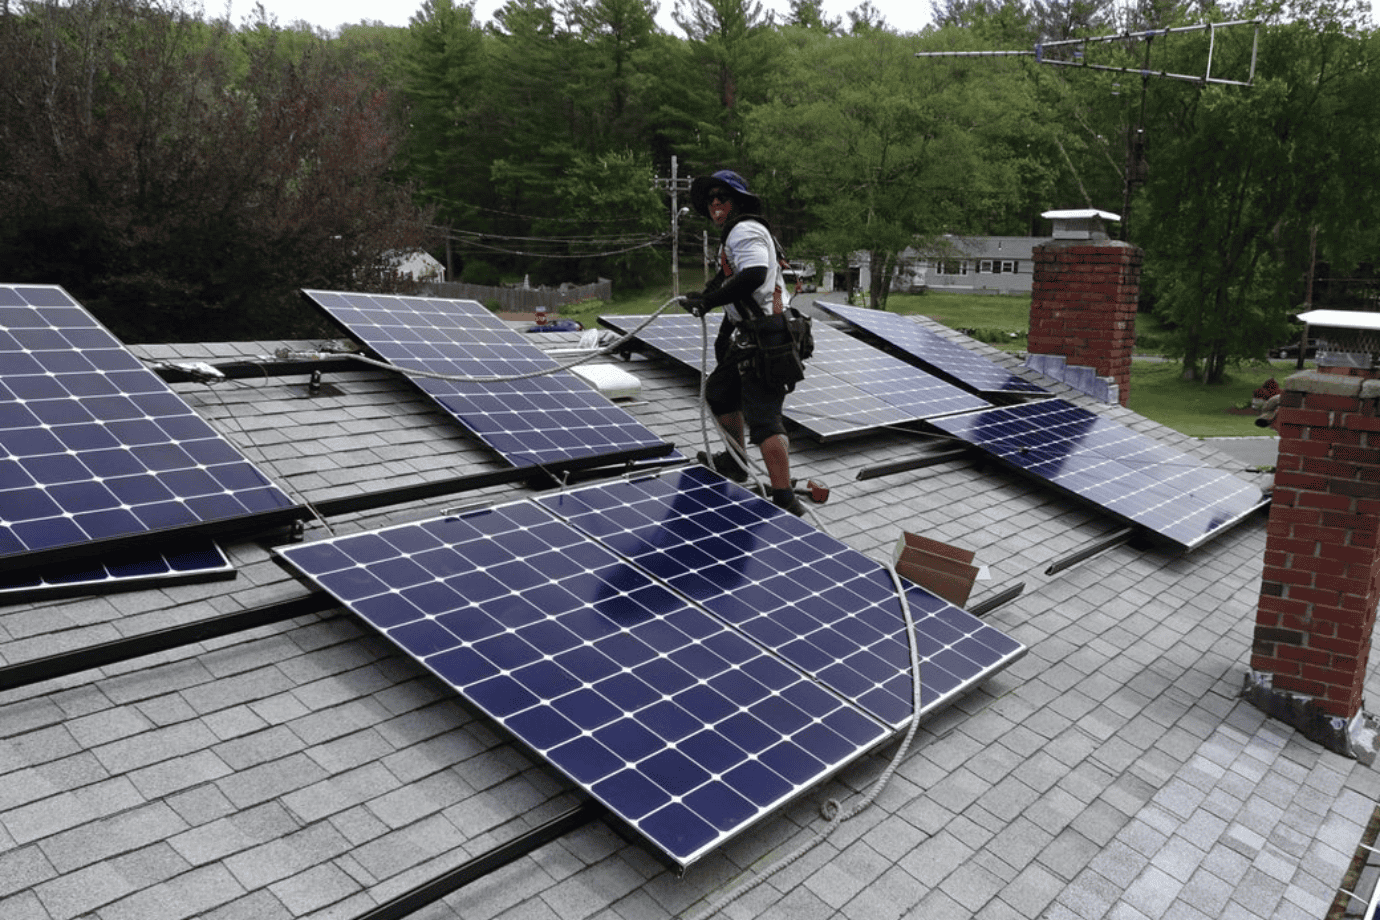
[[0, 328, 1372, 920]]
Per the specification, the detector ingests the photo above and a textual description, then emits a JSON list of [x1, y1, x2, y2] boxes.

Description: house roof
[[903, 236, 1042, 262], [2, 300, 1377, 920]]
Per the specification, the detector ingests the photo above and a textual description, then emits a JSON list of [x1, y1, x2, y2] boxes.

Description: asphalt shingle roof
[[1, 308, 1376, 920]]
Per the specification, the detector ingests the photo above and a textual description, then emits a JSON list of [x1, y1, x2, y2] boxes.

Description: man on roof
[[680, 168, 806, 517]]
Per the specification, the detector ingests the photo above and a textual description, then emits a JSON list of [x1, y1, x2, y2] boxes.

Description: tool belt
[[729, 307, 813, 392]]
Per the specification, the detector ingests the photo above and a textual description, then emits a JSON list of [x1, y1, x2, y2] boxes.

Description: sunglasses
[[708, 190, 734, 204]]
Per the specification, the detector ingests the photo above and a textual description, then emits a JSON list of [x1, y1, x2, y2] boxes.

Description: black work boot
[[697, 450, 748, 483], [771, 487, 806, 517]]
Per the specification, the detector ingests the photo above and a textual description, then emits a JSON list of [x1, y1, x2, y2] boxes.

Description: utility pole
[[654, 157, 692, 296]]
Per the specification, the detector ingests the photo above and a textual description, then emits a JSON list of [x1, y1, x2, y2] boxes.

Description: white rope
[[687, 559, 924, 919], [334, 298, 685, 384], [163, 295, 927, 915]]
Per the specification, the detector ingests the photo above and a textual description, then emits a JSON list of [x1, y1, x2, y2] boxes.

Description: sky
[[225, 0, 934, 36]]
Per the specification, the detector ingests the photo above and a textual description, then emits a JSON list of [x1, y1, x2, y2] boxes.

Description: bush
[[463, 260, 502, 286]]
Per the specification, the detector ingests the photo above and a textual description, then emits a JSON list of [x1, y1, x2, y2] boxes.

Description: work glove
[[679, 292, 706, 318]]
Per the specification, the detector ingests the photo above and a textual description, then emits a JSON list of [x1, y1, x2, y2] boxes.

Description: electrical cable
[[444, 236, 669, 260], [177, 361, 338, 538], [681, 298, 925, 920], [154, 299, 927, 915], [333, 298, 683, 384]]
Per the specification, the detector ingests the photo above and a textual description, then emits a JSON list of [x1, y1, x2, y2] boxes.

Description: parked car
[[1270, 336, 1317, 359]]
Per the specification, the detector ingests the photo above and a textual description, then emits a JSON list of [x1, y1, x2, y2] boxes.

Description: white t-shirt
[[719, 219, 784, 324]]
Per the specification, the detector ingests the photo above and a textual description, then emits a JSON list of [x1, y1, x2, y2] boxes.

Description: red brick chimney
[[1027, 209, 1141, 407], [1247, 319, 1380, 760]]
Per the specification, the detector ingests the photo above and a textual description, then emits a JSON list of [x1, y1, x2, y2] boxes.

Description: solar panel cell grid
[[277, 494, 894, 868], [598, 313, 989, 441], [302, 291, 670, 469], [928, 399, 1265, 549], [277, 466, 1026, 868], [0, 540, 235, 603], [0, 285, 302, 571], [821, 302, 1049, 395]]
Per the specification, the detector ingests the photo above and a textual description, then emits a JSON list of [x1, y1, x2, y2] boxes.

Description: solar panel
[[821, 302, 1048, 395], [301, 291, 672, 469], [927, 399, 1267, 549], [0, 540, 234, 604], [0, 284, 304, 574], [808, 325, 993, 418], [599, 313, 988, 441], [538, 466, 1026, 729], [275, 466, 1025, 869]]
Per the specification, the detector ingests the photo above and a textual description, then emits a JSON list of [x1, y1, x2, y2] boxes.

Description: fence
[[421, 279, 612, 312]]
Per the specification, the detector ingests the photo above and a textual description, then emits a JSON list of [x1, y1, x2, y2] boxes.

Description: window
[[978, 260, 993, 273], [936, 260, 968, 276], [1001, 260, 1017, 274]]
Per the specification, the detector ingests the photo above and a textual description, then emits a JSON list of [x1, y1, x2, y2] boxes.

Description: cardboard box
[[892, 531, 988, 607]]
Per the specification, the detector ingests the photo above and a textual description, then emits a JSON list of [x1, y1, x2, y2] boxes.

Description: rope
[[335, 298, 684, 384], [688, 560, 924, 919], [161, 297, 928, 916], [683, 302, 925, 918]]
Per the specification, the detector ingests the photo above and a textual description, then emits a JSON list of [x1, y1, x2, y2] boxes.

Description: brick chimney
[[1026, 209, 1141, 406], [1245, 310, 1380, 762]]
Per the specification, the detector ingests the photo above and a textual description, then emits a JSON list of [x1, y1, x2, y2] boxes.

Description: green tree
[[397, 0, 489, 234], [671, 0, 780, 165], [525, 149, 668, 285], [748, 28, 1043, 307], [786, 0, 842, 32], [1134, 3, 1380, 381], [0, 0, 426, 341]]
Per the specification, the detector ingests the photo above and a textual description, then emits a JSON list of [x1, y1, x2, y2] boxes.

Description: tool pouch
[[739, 308, 812, 392]]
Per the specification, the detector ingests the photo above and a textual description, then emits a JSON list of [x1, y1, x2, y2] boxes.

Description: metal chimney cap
[[1296, 309, 1380, 370], [1041, 208, 1121, 240], [1296, 309, 1380, 331]]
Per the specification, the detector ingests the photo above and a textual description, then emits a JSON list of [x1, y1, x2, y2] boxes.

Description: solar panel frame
[[302, 291, 674, 469], [820, 301, 1049, 395], [0, 284, 305, 574], [276, 492, 892, 869], [598, 313, 989, 441], [275, 465, 1027, 869], [927, 398, 1268, 550], [0, 540, 235, 605]]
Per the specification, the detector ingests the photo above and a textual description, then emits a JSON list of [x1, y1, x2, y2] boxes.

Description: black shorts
[[705, 320, 788, 445]]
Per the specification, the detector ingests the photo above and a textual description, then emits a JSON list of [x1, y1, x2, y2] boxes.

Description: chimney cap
[[1297, 309, 1380, 370], [1296, 309, 1380, 331], [1042, 208, 1121, 240]]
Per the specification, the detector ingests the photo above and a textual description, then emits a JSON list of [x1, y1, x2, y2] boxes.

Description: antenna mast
[[915, 20, 1260, 87], [915, 20, 1260, 240]]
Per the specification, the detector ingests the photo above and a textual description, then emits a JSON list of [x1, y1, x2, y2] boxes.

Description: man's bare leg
[[759, 433, 792, 491]]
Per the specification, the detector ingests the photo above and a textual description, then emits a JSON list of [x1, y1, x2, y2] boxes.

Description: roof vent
[[1042, 208, 1119, 241], [570, 363, 642, 401], [1296, 309, 1380, 370]]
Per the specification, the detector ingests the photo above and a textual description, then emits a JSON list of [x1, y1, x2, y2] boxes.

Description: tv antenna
[[915, 20, 1261, 238]]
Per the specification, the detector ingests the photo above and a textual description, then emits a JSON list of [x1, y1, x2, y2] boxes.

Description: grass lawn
[[551, 284, 1297, 442], [1127, 360, 1290, 438]]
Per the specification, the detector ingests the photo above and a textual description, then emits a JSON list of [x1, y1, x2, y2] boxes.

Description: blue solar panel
[[0, 540, 234, 604], [599, 314, 988, 441], [0, 284, 303, 573], [539, 466, 1026, 729], [809, 325, 992, 419], [302, 291, 671, 469], [927, 399, 1267, 549], [276, 466, 1025, 868], [821, 302, 1048, 395]]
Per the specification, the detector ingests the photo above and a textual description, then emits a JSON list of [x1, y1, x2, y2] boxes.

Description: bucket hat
[[689, 169, 762, 219]]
